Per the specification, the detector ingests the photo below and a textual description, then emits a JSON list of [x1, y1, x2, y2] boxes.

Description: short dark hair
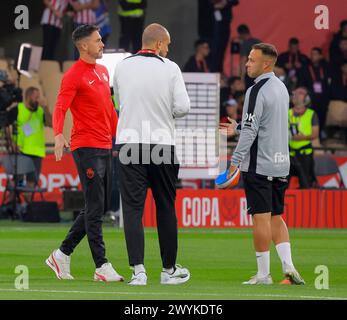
[[237, 24, 250, 35], [252, 43, 278, 59], [228, 76, 241, 87], [233, 90, 245, 101], [25, 86, 39, 99], [289, 37, 299, 45], [340, 19, 347, 29], [311, 47, 322, 54], [72, 24, 99, 44], [194, 39, 208, 49]]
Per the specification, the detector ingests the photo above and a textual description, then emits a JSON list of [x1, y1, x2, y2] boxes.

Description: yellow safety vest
[[289, 108, 314, 156], [118, 0, 144, 17], [16, 102, 45, 158]]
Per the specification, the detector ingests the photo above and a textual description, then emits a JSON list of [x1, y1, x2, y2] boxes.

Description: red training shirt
[[53, 59, 117, 151]]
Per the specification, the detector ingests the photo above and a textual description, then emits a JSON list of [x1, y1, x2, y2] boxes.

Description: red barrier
[[1, 154, 346, 228], [143, 189, 347, 229]]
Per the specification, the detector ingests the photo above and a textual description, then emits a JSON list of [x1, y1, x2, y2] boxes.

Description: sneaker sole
[[45, 256, 62, 280], [94, 273, 124, 282], [284, 272, 305, 285], [128, 281, 147, 286], [161, 273, 191, 285], [242, 281, 273, 285]]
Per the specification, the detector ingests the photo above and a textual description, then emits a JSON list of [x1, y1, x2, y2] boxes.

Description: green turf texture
[[0, 221, 346, 300]]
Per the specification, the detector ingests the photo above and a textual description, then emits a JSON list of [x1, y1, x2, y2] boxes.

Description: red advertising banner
[[1, 154, 347, 228], [0, 154, 79, 208], [144, 189, 347, 229]]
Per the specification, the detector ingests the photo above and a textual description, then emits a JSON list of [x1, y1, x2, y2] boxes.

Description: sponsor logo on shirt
[[245, 112, 255, 123], [274, 152, 289, 163], [244, 112, 255, 127]]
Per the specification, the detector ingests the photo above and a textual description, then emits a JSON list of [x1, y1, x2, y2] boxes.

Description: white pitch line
[[0, 288, 346, 300]]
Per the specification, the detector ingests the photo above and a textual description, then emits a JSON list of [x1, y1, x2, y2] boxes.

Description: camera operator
[[0, 70, 22, 151], [11, 86, 52, 201], [288, 87, 319, 189]]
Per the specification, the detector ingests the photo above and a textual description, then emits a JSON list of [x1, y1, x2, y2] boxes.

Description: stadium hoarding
[[143, 189, 347, 229], [0, 154, 347, 228]]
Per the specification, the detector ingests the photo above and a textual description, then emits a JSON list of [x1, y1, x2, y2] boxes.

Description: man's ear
[[77, 40, 87, 52]]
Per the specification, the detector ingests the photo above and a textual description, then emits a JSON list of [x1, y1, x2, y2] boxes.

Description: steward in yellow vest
[[288, 87, 319, 188], [118, 0, 147, 53], [15, 87, 52, 187]]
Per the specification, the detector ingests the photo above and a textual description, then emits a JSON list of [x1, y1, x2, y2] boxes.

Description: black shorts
[[242, 172, 288, 215]]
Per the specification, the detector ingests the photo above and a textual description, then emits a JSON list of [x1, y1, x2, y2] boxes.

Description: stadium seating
[[326, 100, 347, 128], [62, 60, 75, 73], [314, 155, 345, 188], [0, 58, 8, 71], [19, 73, 43, 93], [38, 60, 61, 84]]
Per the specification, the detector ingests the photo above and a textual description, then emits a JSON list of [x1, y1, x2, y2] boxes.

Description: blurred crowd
[[183, 1, 347, 144], [40, 0, 347, 145], [41, 0, 146, 60]]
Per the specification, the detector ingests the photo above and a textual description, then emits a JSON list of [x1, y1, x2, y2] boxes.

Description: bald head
[[142, 23, 169, 46], [142, 23, 171, 57]]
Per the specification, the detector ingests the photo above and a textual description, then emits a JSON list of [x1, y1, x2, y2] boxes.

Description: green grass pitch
[[0, 221, 346, 300]]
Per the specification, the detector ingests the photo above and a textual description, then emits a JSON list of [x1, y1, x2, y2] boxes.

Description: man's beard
[[96, 51, 103, 59]]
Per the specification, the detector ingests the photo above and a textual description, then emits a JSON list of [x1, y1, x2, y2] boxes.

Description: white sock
[[256, 251, 270, 277], [55, 249, 69, 259], [163, 267, 174, 274], [134, 264, 146, 275], [276, 242, 294, 269]]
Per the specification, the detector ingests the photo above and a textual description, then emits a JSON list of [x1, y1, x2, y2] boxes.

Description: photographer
[[0, 71, 22, 150], [12, 87, 52, 200], [288, 87, 319, 189]]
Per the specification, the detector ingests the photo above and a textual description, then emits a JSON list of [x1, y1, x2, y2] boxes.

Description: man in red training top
[[45, 24, 123, 282]]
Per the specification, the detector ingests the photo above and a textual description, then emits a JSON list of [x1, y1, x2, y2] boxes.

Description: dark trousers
[[42, 24, 61, 60], [311, 94, 329, 135], [60, 148, 112, 268], [289, 153, 317, 189], [118, 144, 179, 268], [210, 21, 230, 72], [110, 154, 120, 212], [119, 16, 144, 53], [18, 154, 42, 185]]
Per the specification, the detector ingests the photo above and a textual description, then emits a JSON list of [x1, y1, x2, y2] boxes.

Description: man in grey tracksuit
[[226, 43, 305, 285]]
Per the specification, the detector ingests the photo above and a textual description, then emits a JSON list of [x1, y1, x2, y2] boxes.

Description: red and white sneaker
[[94, 262, 124, 282], [45, 249, 74, 280]]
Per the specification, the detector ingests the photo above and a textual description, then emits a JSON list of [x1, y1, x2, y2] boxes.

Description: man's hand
[[54, 134, 70, 161], [39, 96, 48, 109], [227, 164, 238, 179], [219, 117, 238, 137], [292, 133, 307, 141]]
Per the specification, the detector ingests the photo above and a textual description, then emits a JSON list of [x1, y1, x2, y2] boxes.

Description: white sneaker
[[45, 249, 74, 280], [242, 274, 273, 285], [128, 272, 147, 286], [282, 263, 305, 285], [160, 265, 190, 285], [94, 262, 124, 282]]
